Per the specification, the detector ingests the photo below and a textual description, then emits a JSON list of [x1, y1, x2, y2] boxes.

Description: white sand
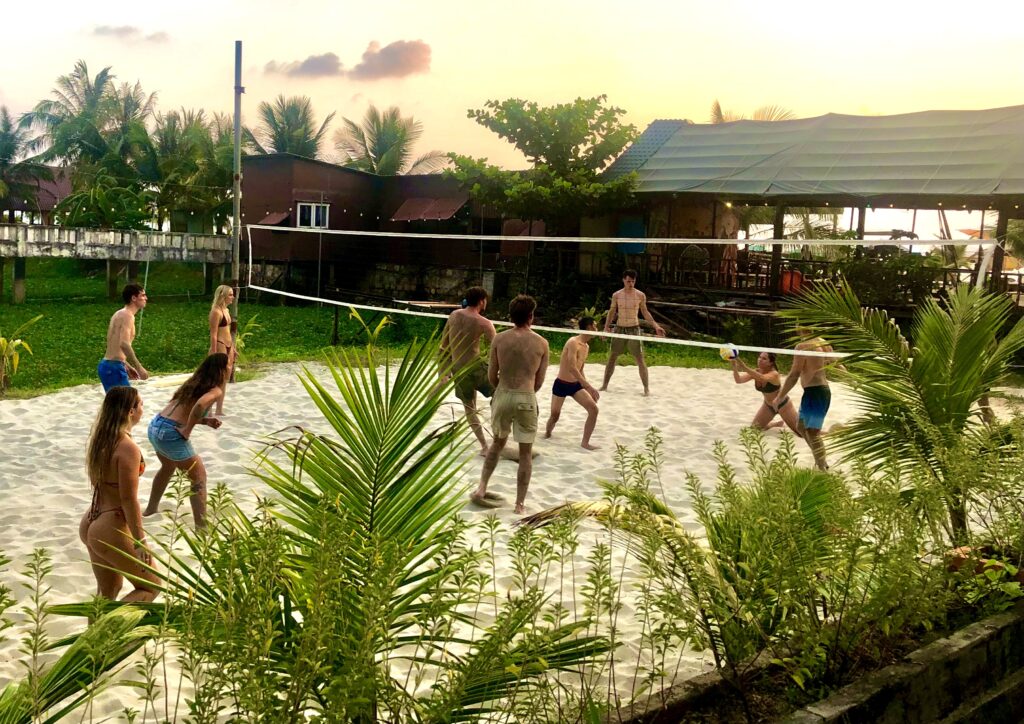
[[0, 362, 857, 714]]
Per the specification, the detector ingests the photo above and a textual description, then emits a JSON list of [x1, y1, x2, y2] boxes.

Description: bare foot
[[544, 430, 553, 439], [478, 447, 488, 457], [581, 442, 600, 451], [143, 508, 159, 517], [514, 503, 525, 515], [483, 491, 504, 502], [469, 493, 501, 509], [642, 388, 650, 397], [599, 386, 608, 392]]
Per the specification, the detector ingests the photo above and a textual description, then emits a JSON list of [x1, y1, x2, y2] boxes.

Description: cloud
[[264, 41, 431, 82], [349, 40, 431, 80], [92, 25, 168, 43], [264, 52, 345, 78]]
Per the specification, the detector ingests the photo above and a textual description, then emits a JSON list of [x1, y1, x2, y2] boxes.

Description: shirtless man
[[774, 327, 835, 470], [439, 287, 497, 454], [98, 284, 150, 392], [544, 317, 600, 450], [472, 295, 549, 515], [600, 269, 665, 396]]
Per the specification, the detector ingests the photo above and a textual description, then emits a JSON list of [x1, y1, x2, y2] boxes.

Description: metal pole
[[231, 40, 244, 322]]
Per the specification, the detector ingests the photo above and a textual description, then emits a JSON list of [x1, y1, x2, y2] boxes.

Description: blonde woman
[[79, 386, 159, 602], [208, 284, 236, 415]]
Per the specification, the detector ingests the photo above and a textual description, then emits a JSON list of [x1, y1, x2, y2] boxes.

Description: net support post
[[769, 206, 786, 298], [990, 206, 1009, 293]]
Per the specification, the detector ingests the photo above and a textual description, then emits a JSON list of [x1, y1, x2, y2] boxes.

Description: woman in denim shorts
[[144, 353, 228, 528]]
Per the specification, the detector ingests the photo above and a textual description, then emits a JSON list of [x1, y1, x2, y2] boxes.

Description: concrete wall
[[0, 223, 230, 263]]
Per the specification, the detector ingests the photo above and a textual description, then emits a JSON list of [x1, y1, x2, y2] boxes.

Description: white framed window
[[296, 202, 329, 229]]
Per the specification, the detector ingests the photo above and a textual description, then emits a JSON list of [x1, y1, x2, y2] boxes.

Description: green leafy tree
[[334, 104, 446, 175], [781, 282, 1024, 544], [0, 315, 42, 395], [0, 107, 51, 222], [53, 169, 154, 229], [245, 94, 334, 159], [447, 95, 639, 234]]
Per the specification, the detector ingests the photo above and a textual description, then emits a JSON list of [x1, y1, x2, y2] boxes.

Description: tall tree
[[334, 104, 446, 175], [20, 60, 115, 164], [710, 100, 796, 124], [245, 95, 334, 159], [447, 95, 639, 234], [0, 106, 51, 222]]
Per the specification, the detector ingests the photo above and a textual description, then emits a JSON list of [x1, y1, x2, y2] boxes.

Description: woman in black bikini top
[[208, 284, 237, 415], [730, 351, 802, 437], [79, 386, 160, 602]]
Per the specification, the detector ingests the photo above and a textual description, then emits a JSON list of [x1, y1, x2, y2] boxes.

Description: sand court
[[0, 361, 856, 708]]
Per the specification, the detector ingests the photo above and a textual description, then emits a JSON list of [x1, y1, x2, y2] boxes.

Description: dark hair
[[122, 283, 145, 304], [622, 269, 638, 280], [464, 286, 488, 307], [578, 316, 596, 330], [763, 352, 778, 370], [87, 386, 141, 485], [171, 354, 229, 409], [509, 294, 536, 326]]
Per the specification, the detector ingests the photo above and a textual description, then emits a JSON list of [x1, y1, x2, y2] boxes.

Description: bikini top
[[96, 454, 146, 488], [218, 313, 229, 328], [755, 378, 781, 393]]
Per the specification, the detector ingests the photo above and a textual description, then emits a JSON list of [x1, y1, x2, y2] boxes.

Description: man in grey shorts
[[472, 294, 549, 515], [600, 269, 665, 396]]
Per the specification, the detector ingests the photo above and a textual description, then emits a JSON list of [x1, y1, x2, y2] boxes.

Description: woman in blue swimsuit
[[730, 352, 801, 436]]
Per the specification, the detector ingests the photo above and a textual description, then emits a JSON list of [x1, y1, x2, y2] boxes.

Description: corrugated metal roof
[[259, 211, 290, 225], [604, 120, 690, 178], [606, 106, 1024, 202], [390, 196, 467, 221]]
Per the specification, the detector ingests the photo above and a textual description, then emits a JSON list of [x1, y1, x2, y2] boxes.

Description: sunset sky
[[4, 0, 1023, 173]]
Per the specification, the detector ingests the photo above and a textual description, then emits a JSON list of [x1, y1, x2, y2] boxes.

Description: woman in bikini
[[730, 352, 802, 436], [143, 354, 228, 528], [208, 284, 236, 415], [80, 386, 160, 602]]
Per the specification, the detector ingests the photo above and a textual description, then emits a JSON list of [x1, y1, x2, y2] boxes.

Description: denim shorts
[[147, 415, 196, 461]]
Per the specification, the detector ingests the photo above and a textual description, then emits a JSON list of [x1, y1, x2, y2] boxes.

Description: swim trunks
[[798, 385, 831, 431], [551, 378, 584, 398], [609, 325, 643, 358], [97, 359, 131, 392], [454, 360, 494, 403], [491, 388, 538, 444]]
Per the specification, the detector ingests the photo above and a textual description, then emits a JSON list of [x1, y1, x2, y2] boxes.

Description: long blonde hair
[[211, 284, 233, 312], [87, 387, 139, 486]]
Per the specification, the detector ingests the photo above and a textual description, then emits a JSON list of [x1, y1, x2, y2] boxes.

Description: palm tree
[[781, 282, 1024, 544], [0, 106, 51, 222], [245, 95, 334, 158], [334, 105, 447, 175], [20, 60, 115, 163], [710, 100, 796, 124]]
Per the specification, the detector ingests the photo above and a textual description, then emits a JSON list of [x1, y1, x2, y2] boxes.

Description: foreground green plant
[[782, 282, 1024, 545]]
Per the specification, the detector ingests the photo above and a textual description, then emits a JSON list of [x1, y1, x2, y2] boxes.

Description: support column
[[107, 259, 125, 301], [127, 261, 140, 284], [0, 258, 6, 302], [13, 257, 26, 304], [990, 207, 1009, 293], [203, 262, 214, 296], [769, 205, 786, 298], [854, 206, 867, 258]]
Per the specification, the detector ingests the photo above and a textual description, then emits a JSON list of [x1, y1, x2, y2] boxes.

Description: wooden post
[[769, 206, 786, 297], [203, 262, 214, 296], [0, 258, 5, 302], [12, 257, 26, 304], [107, 259, 124, 301], [990, 207, 1009, 293], [854, 206, 866, 258], [127, 261, 140, 283], [332, 306, 340, 346]]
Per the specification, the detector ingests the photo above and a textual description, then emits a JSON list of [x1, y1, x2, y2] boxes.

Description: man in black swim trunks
[[544, 317, 601, 450]]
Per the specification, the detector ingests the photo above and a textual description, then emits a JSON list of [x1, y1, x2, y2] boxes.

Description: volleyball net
[[244, 224, 1004, 359]]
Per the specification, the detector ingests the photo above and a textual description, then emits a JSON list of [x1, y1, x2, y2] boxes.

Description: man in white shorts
[[472, 294, 549, 515]]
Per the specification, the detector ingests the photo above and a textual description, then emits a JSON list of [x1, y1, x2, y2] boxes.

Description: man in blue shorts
[[98, 283, 150, 392], [544, 317, 601, 450], [775, 327, 836, 470]]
